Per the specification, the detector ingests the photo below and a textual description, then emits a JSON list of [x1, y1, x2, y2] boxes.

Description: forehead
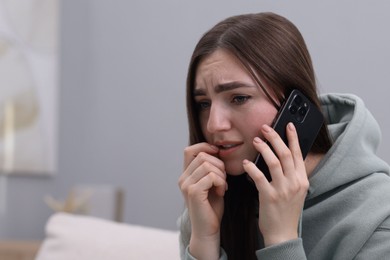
[[195, 49, 253, 91]]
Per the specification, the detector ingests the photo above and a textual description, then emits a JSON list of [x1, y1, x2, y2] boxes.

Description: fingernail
[[254, 137, 263, 143], [210, 145, 219, 151], [288, 122, 295, 131], [243, 159, 250, 165], [262, 124, 272, 133]]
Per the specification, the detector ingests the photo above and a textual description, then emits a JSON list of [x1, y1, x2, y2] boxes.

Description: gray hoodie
[[180, 93, 390, 259]]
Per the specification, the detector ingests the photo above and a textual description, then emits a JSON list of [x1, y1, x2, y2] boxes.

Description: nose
[[206, 103, 231, 133]]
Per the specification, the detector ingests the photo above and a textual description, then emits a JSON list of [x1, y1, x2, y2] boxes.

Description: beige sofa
[[36, 213, 180, 260]]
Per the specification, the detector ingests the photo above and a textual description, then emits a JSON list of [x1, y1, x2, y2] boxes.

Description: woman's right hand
[[178, 142, 227, 259]]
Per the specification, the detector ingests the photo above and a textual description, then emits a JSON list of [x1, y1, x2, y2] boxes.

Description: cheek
[[242, 106, 278, 137]]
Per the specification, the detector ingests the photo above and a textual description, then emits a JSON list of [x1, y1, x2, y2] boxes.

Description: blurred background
[[0, 0, 389, 240]]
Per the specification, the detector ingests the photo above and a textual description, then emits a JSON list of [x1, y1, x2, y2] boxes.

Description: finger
[[179, 148, 225, 197], [181, 143, 223, 185], [185, 152, 225, 180], [188, 172, 227, 201], [182, 161, 226, 192], [210, 174, 228, 198], [243, 159, 271, 192], [252, 136, 284, 182], [285, 123, 308, 187], [261, 124, 295, 174], [183, 143, 219, 169], [179, 156, 226, 202], [286, 123, 304, 168]]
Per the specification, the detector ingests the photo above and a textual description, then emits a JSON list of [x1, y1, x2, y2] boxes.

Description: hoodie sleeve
[[179, 209, 228, 260], [183, 246, 228, 260], [179, 210, 307, 260], [255, 238, 306, 260], [353, 216, 390, 259]]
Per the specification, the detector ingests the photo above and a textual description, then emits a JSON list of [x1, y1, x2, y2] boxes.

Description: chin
[[225, 162, 246, 176], [224, 153, 257, 176]]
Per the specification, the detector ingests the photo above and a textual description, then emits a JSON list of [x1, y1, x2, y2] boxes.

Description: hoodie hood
[[307, 93, 389, 199]]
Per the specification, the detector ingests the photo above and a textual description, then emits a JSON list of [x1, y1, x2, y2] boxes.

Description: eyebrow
[[193, 81, 255, 96]]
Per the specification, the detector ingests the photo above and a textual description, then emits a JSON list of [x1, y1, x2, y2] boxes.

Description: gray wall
[[1, 0, 389, 239]]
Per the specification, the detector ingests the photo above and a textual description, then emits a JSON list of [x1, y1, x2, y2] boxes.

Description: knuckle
[[288, 181, 301, 194], [204, 172, 214, 181], [268, 158, 280, 169], [289, 177, 309, 194], [301, 178, 310, 191], [196, 152, 207, 161], [178, 169, 190, 185], [267, 191, 279, 203], [278, 149, 291, 160], [178, 177, 188, 190], [177, 177, 183, 187], [201, 161, 212, 169], [178, 175, 188, 188], [208, 171, 218, 179], [180, 184, 189, 197], [187, 185, 199, 198], [216, 160, 225, 172], [183, 146, 193, 156]]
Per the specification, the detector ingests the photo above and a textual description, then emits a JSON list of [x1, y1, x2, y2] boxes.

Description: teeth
[[220, 144, 237, 149]]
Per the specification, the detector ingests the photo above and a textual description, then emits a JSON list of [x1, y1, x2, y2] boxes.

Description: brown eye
[[232, 95, 250, 105], [197, 101, 211, 110]]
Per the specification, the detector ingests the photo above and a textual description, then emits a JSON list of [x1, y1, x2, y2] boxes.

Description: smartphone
[[254, 89, 324, 182]]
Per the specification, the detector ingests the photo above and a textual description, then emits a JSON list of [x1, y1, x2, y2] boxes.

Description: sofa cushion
[[36, 213, 180, 260]]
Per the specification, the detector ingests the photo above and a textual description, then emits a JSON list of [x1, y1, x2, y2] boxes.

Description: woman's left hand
[[243, 123, 309, 247]]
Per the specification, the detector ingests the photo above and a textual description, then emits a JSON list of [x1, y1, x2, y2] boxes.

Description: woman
[[178, 12, 390, 260]]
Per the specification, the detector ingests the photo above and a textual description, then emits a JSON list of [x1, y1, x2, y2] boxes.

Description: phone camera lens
[[298, 106, 307, 116], [294, 95, 302, 105], [289, 105, 298, 114]]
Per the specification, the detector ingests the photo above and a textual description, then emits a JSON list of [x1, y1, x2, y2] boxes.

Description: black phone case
[[254, 89, 324, 181]]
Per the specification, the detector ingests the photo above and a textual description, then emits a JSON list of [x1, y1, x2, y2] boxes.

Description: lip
[[214, 141, 243, 158]]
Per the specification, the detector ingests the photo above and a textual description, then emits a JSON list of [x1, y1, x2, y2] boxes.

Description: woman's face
[[194, 49, 278, 175]]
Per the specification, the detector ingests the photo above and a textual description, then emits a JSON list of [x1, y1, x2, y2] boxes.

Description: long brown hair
[[186, 12, 332, 259]]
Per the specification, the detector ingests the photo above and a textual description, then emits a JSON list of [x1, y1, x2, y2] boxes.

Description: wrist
[[189, 234, 220, 260], [263, 231, 298, 247]]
